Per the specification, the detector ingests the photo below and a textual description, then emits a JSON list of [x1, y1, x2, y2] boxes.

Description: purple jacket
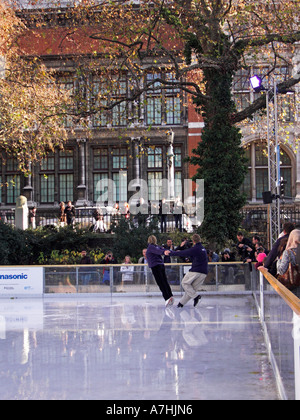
[[146, 244, 165, 268], [170, 242, 208, 274]]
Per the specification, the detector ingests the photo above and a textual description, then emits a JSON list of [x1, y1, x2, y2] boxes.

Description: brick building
[[0, 2, 299, 230]]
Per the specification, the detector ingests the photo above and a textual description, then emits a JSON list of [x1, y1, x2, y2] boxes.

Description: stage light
[[250, 75, 263, 92]]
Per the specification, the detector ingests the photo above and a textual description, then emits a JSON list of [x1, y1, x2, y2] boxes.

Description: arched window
[[241, 142, 293, 201]]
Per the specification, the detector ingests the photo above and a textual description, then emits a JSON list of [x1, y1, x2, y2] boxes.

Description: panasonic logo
[[0, 274, 28, 280]]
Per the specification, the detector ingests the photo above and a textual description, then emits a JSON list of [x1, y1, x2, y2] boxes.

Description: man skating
[[165, 234, 208, 308]]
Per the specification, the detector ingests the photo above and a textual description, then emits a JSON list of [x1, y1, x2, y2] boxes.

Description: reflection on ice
[[0, 296, 278, 400]]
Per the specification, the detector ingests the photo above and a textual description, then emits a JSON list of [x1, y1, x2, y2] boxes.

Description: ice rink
[[0, 294, 279, 400]]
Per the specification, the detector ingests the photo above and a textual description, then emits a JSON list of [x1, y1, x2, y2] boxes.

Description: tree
[[99, 0, 300, 247], [10, 0, 300, 246], [0, 0, 71, 173]]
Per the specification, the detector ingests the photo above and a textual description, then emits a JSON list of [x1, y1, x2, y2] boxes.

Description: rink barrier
[[256, 267, 300, 400], [0, 261, 256, 296]]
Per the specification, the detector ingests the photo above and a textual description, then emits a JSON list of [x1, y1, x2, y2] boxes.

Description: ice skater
[[146, 235, 174, 307], [166, 233, 208, 308]]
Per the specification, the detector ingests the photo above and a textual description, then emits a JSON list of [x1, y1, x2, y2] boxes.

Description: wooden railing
[[259, 267, 300, 316]]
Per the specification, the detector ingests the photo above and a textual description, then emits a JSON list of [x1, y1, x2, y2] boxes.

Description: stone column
[[76, 138, 88, 206], [166, 130, 175, 200], [15, 195, 28, 230]]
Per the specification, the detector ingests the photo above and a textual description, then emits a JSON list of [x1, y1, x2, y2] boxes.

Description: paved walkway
[[0, 295, 278, 400]]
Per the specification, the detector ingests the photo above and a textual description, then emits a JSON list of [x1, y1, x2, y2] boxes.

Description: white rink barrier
[[0, 267, 43, 296]]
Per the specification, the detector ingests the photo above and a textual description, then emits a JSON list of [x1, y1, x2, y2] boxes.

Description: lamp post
[[250, 74, 280, 247]]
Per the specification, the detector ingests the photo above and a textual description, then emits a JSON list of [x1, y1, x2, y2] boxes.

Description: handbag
[[277, 250, 300, 290]]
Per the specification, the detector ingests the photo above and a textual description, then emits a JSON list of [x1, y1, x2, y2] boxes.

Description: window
[[240, 142, 293, 201], [148, 147, 162, 168], [59, 76, 74, 127], [174, 147, 182, 168], [146, 73, 162, 125], [40, 153, 55, 203], [93, 148, 109, 203], [175, 171, 182, 199], [93, 147, 128, 203], [59, 150, 74, 202], [94, 148, 108, 170], [280, 151, 292, 198], [148, 172, 162, 201], [59, 150, 73, 171], [147, 146, 163, 201], [112, 148, 127, 170], [59, 174, 73, 203], [112, 148, 128, 202], [111, 77, 127, 127], [255, 143, 268, 199], [94, 173, 109, 203], [145, 72, 182, 126], [91, 77, 107, 127], [6, 175, 20, 204], [165, 73, 181, 125], [113, 171, 128, 202], [5, 158, 20, 204], [41, 174, 55, 203]]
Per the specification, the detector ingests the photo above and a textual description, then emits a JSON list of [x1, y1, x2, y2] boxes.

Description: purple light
[[250, 74, 262, 91], [250, 75, 262, 90]]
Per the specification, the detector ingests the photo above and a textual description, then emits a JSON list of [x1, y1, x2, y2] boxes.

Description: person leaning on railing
[[264, 222, 295, 276], [276, 229, 300, 298]]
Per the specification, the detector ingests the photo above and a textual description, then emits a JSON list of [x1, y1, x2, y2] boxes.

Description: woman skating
[[146, 235, 174, 307]]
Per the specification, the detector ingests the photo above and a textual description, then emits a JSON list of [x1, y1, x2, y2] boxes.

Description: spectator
[[79, 250, 92, 285], [276, 229, 300, 298], [93, 208, 104, 232], [29, 206, 37, 229], [264, 222, 295, 275], [64, 200, 75, 226], [137, 249, 150, 284], [59, 201, 66, 226], [221, 248, 236, 284], [101, 252, 117, 285], [162, 238, 175, 264], [252, 235, 268, 255], [176, 237, 193, 263], [221, 248, 235, 262], [236, 232, 254, 261], [255, 252, 267, 270], [120, 256, 134, 288]]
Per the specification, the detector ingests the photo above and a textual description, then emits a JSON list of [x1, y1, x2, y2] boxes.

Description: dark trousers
[[151, 264, 173, 301]]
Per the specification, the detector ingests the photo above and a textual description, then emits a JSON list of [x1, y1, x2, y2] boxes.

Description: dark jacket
[[146, 244, 165, 268], [79, 255, 92, 273], [170, 242, 208, 274], [264, 233, 289, 270]]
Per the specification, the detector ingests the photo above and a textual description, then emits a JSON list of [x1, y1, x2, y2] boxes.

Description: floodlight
[[250, 75, 263, 92]]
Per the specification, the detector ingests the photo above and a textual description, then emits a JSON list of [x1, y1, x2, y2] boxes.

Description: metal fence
[[241, 206, 300, 239], [3, 205, 300, 236], [44, 262, 256, 294]]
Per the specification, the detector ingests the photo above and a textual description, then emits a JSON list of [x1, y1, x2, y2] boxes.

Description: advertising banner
[[0, 267, 43, 296]]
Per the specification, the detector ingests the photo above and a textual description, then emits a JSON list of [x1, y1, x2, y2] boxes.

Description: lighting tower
[[250, 75, 280, 247]]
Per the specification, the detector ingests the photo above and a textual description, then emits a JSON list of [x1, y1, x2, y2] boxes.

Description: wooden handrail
[[259, 267, 300, 316]]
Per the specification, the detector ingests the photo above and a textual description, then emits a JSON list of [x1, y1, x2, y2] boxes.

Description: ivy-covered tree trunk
[[190, 69, 247, 248]]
